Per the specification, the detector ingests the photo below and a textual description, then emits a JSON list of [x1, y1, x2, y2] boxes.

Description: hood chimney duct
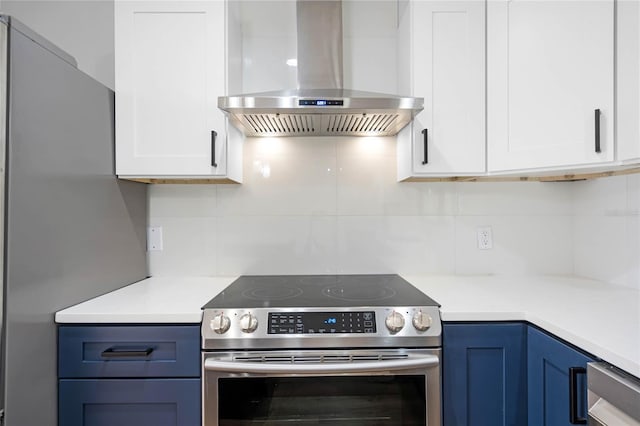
[[296, 0, 343, 90]]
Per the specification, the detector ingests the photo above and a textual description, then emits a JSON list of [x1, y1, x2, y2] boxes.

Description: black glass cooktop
[[202, 274, 440, 309]]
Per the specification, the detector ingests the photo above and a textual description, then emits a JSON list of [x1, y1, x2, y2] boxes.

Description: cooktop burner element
[[241, 286, 304, 301], [321, 283, 397, 302], [201, 274, 442, 350], [202, 274, 439, 309]]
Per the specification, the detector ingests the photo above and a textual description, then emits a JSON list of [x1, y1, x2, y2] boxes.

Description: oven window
[[218, 375, 426, 425]]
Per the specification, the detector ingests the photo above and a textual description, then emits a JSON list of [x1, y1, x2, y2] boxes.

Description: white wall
[[0, 0, 114, 89], [148, 137, 577, 277]]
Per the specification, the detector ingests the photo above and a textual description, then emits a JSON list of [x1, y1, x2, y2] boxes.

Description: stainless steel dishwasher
[[587, 362, 640, 425]]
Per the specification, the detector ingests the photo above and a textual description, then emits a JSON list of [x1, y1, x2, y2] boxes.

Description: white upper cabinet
[[397, 1, 486, 180], [115, 1, 242, 182], [617, 0, 640, 165], [487, 0, 615, 173]]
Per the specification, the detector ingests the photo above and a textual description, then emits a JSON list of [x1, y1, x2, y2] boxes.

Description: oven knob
[[239, 313, 259, 333], [412, 310, 433, 332], [210, 313, 231, 334], [385, 311, 405, 333]]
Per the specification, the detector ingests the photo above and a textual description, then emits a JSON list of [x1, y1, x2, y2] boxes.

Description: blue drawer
[[58, 325, 200, 378], [59, 378, 200, 426]]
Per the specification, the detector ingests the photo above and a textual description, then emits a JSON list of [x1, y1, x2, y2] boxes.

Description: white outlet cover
[[477, 226, 493, 250], [147, 227, 163, 251]]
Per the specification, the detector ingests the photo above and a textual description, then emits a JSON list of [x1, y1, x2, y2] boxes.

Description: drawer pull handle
[[101, 347, 154, 358]]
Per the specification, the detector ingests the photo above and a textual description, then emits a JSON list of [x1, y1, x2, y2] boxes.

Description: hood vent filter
[[238, 113, 400, 137]]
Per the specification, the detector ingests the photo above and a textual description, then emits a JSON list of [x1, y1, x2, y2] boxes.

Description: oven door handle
[[204, 355, 439, 374]]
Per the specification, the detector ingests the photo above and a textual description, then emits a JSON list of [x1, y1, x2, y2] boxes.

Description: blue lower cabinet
[[527, 326, 596, 426], [443, 323, 527, 426], [58, 325, 202, 426], [59, 378, 200, 426]]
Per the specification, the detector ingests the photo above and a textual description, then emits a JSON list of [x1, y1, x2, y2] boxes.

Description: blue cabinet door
[[59, 378, 200, 426], [443, 323, 527, 426], [527, 326, 596, 426]]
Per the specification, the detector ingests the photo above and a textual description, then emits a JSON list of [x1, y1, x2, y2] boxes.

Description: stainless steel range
[[201, 274, 442, 426]]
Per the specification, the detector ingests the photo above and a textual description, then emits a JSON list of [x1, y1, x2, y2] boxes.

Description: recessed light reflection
[[286, 58, 298, 67], [252, 138, 288, 179], [255, 137, 284, 156], [356, 137, 386, 155], [252, 160, 271, 179]]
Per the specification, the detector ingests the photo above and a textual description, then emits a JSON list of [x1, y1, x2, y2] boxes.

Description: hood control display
[[299, 99, 344, 106]]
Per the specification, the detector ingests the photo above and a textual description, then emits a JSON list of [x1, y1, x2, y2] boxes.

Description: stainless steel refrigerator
[[0, 16, 148, 426]]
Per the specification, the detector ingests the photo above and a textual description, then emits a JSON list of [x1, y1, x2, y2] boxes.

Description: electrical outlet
[[147, 227, 163, 251], [477, 227, 493, 250]]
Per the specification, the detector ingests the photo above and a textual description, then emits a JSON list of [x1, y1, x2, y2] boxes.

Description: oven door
[[202, 349, 441, 426]]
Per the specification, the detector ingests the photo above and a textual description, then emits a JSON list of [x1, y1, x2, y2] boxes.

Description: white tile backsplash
[[242, 35, 297, 93], [336, 139, 457, 216], [454, 215, 573, 275], [572, 174, 640, 289], [571, 176, 629, 217], [627, 216, 640, 286], [147, 217, 216, 276], [218, 138, 337, 216], [342, 0, 398, 38], [628, 174, 640, 213], [216, 216, 337, 275], [574, 216, 629, 284], [336, 216, 456, 274], [149, 184, 216, 218], [343, 36, 398, 93], [147, 138, 640, 288], [456, 181, 573, 216]]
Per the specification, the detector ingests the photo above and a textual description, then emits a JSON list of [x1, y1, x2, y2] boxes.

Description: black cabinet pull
[[569, 367, 587, 424], [211, 130, 218, 167], [421, 128, 428, 165], [101, 346, 154, 358], [594, 109, 601, 153]]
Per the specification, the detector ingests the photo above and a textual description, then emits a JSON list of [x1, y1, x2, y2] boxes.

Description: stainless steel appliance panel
[[1, 16, 147, 425], [203, 349, 441, 426], [587, 362, 640, 426]]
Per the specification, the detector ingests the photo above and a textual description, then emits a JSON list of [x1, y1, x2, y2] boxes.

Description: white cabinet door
[[116, 1, 236, 179], [487, 0, 614, 172], [397, 0, 486, 180], [617, 0, 640, 164]]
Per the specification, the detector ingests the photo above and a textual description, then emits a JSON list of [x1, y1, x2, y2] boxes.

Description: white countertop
[[405, 275, 640, 378], [55, 274, 640, 378], [55, 276, 237, 323]]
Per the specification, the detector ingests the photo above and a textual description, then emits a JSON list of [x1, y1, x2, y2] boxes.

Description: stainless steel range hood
[[218, 0, 423, 137]]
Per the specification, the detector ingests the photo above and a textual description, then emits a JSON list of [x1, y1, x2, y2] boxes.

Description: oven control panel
[[202, 306, 442, 350], [268, 311, 376, 334]]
